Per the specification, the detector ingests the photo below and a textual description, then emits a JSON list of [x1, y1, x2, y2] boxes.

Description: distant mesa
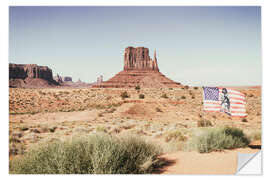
[[9, 47, 182, 88], [9, 63, 59, 88], [63, 76, 73, 82], [54, 74, 92, 88], [93, 47, 182, 88]]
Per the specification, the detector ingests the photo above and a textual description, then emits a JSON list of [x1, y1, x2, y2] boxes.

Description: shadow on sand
[[152, 157, 177, 174]]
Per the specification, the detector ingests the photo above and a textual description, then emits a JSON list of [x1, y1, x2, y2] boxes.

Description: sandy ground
[[159, 148, 259, 174], [9, 87, 262, 174]]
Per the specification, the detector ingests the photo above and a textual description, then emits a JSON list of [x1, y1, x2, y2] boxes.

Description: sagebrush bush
[[120, 91, 130, 99], [96, 126, 107, 133], [249, 130, 261, 141], [187, 127, 250, 153], [197, 119, 212, 127], [165, 130, 187, 142], [156, 107, 162, 112], [184, 85, 189, 89], [135, 85, 140, 90], [161, 93, 168, 99], [139, 94, 145, 99], [9, 142, 25, 156], [9, 134, 162, 174]]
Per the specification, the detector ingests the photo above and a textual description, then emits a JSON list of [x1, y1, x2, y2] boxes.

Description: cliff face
[[9, 64, 53, 82], [9, 63, 59, 88], [124, 47, 159, 71]]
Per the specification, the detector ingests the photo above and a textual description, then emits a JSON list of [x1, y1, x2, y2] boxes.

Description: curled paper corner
[[236, 151, 262, 175]]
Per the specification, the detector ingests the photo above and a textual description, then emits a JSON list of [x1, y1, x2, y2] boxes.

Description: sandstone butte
[[93, 47, 183, 88], [9, 63, 59, 88]]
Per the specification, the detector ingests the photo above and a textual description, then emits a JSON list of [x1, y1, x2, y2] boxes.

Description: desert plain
[[9, 86, 261, 174]]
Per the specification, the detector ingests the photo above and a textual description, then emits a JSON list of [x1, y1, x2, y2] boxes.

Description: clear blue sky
[[9, 6, 261, 86]]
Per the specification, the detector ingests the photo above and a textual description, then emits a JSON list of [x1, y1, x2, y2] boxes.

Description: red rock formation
[[93, 47, 182, 88], [9, 63, 54, 81], [9, 63, 59, 88], [124, 47, 159, 71]]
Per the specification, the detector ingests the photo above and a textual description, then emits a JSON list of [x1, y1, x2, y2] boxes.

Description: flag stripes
[[203, 87, 247, 117]]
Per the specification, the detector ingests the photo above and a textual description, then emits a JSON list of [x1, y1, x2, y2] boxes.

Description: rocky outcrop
[[9, 63, 59, 88], [124, 47, 159, 71], [63, 76, 72, 82], [93, 47, 182, 88], [53, 74, 63, 84], [9, 63, 53, 81]]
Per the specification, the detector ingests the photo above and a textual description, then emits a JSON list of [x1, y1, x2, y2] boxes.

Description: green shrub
[[193, 87, 199, 90], [181, 96, 186, 99], [120, 91, 130, 99], [96, 126, 107, 133], [135, 85, 140, 90], [98, 112, 104, 117], [106, 108, 116, 113], [9, 135, 21, 143], [95, 105, 106, 109], [161, 93, 168, 99], [9, 142, 25, 156], [156, 107, 162, 112], [10, 134, 162, 174], [197, 120, 212, 127], [253, 133, 261, 141], [249, 130, 261, 141], [139, 94, 145, 99], [165, 130, 187, 142], [19, 125, 29, 131], [184, 85, 189, 89], [187, 127, 250, 153]]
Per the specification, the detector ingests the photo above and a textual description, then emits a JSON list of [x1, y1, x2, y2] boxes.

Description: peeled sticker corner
[[236, 151, 262, 175]]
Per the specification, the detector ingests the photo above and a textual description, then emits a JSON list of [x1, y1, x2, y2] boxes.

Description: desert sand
[[9, 86, 261, 174]]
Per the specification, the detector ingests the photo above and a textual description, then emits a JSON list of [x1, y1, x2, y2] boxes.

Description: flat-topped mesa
[[9, 63, 53, 81], [124, 47, 159, 71], [9, 63, 61, 88], [63, 76, 73, 82]]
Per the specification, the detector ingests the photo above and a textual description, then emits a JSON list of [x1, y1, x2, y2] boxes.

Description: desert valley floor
[[9, 86, 261, 174]]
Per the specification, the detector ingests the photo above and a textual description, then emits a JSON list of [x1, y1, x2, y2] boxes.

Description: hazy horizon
[[9, 6, 261, 86]]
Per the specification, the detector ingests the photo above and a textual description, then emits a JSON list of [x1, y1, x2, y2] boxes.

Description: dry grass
[[10, 134, 162, 174], [9, 87, 261, 160], [186, 127, 250, 153], [165, 130, 187, 142], [197, 120, 212, 127]]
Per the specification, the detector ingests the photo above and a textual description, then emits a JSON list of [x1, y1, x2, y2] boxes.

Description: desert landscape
[[9, 47, 261, 174]]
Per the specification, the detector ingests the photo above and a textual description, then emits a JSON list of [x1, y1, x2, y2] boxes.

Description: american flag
[[203, 87, 247, 117]]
